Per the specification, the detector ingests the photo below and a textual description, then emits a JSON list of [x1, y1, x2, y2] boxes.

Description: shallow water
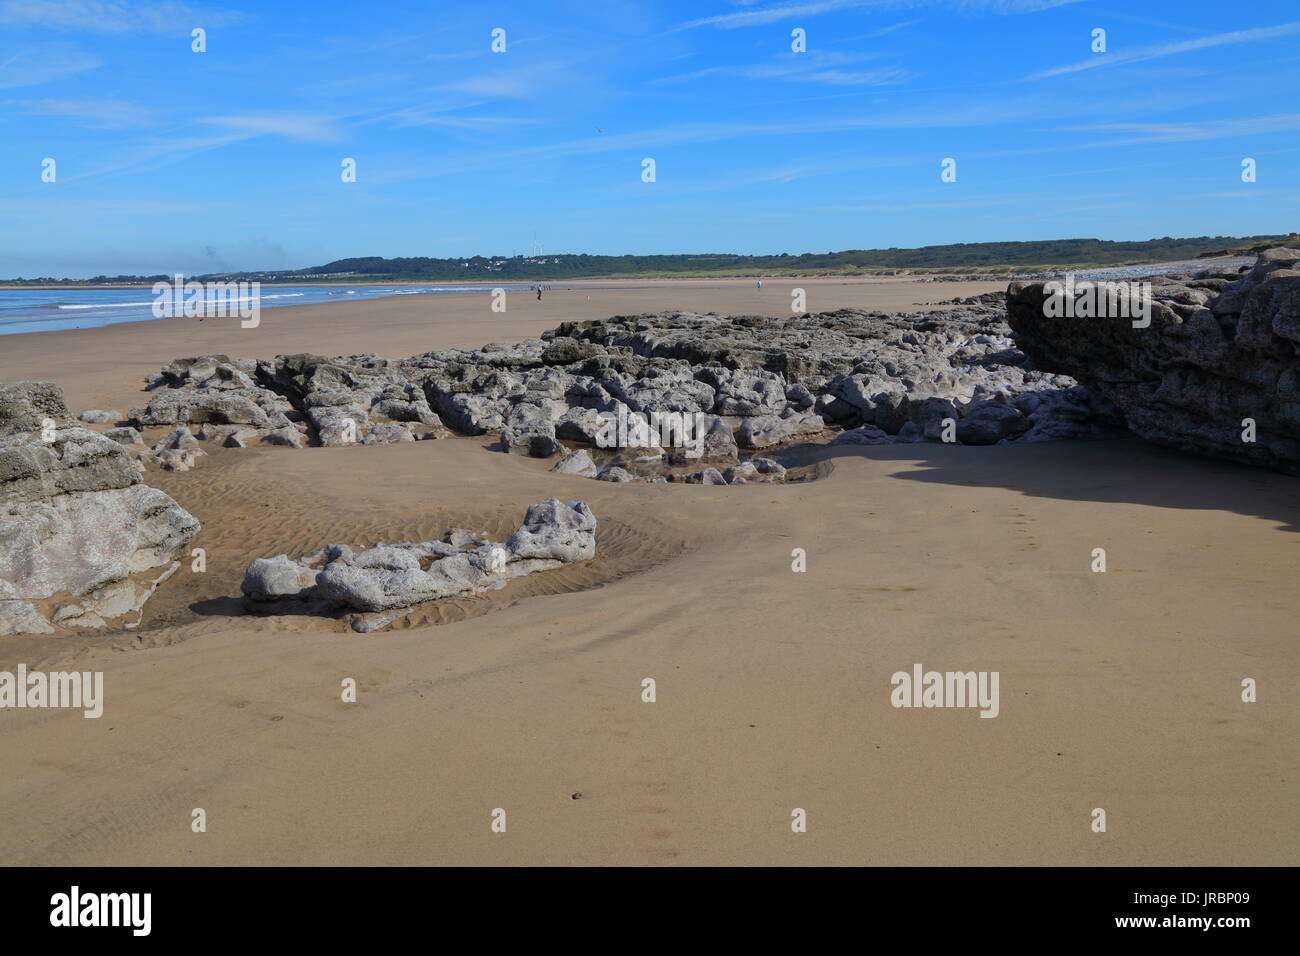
[[0, 284, 538, 335]]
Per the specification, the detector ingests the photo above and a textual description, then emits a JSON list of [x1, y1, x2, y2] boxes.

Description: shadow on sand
[[782, 434, 1300, 534]]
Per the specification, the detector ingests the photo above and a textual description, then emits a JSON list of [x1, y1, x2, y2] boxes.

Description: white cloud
[[0, 44, 101, 88], [838, 19, 922, 40], [819, 197, 1016, 211], [749, 51, 886, 77], [950, 0, 1080, 12], [439, 73, 536, 99], [802, 66, 917, 85], [0, 0, 248, 33], [58, 131, 249, 184], [1192, 191, 1272, 200], [673, 0, 1081, 31], [1066, 114, 1300, 144], [1030, 22, 1300, 79], [673, 0, 881, 31], [18, 96, 151, 127], [433, 60, 590, 103], [381, 108, 539, 131], [198, 113, 341, 143], [652, 50, 916, 86]]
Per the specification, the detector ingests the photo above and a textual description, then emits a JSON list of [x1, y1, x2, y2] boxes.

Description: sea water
[[0, 285, 536, 335]]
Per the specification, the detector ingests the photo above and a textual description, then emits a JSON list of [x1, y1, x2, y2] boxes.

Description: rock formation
[[120, 301, 1116, 486], [1007, 247, 1300, 472], [0, 381, 200, 635], [128, 353, 448, 454], [241, 498, 595, 631]]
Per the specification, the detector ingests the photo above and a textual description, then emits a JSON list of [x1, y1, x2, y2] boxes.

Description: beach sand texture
[[1, 277, 1296, 866]]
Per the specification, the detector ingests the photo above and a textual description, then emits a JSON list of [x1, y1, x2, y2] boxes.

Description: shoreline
[[0, 275, 997, 343]]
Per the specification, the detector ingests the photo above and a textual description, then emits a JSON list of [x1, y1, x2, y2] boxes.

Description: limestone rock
[[595, 466, 638, 482], [1007, 248, 1300, 471], [0, 382, 71, 436], [552, 448, 599, 477], [242, 555, 318, 601], [242, 499, 596, 619], [78, 409, 122, 424], [0, 382, 200, 634]]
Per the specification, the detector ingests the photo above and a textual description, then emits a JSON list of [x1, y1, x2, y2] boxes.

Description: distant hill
[[281, 235, 1293, 280], [1196, 235, 1300, 258], [3, 234, 1294, 284]]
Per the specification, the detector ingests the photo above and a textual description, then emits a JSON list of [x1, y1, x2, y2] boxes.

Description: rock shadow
[[793, 435, 1300, 533]]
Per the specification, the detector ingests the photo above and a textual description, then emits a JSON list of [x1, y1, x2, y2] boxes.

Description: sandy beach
[[1, 277, 1296, 866]]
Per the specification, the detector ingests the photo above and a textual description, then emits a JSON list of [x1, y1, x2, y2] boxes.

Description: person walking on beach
[[756, 280, 763, 289], [537, 284, 543, 300]]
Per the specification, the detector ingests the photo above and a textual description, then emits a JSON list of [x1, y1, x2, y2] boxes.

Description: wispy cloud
[[371, 91, 1289, 189], [1066, 113, 1300, 144], [950, 0, 1081, 12], [1030, 22, 1300, 79], [749, 50, 886, 78], [803, 66, 916, 85], [652, 50, 916, 86], [380, 107, 540, 131], [672, 0, 880, 31], [0, 44, 101, 88], [15, 95, 152, 127], [673, 0, 1080, 31], [819, 197, 1017, 211], [1192, 190, 1275, 200], [0, 0, 248, 33], [0, 196, 200, 217], [433, 60, 590, 102], [197, 112, 341, 143], [61, 131, 250, 184], [837, 19, 922, 40], [438, 73, 538, 99]]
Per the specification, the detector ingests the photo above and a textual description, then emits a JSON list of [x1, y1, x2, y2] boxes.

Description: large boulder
[[552, 448, 599, 477], [242, 555, 317, 602], [500, 405, 566, 457], [736, 408, 825, 449], [0, 382, 199, 634], [0, 382, 70, 435], [1007, 249, 1300, 471], [506, 499, 597, 562], [954, 400, 1029, 445]]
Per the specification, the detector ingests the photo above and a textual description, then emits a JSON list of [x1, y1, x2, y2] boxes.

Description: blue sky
[[1, 0, 1298, 277]]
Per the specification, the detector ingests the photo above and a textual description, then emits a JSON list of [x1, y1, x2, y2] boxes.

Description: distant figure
[[756, 280, 763, 289], [537, 285, 543, 300]]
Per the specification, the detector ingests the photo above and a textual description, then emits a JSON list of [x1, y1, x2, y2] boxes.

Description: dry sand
[[1, 276, 1296, 866]]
